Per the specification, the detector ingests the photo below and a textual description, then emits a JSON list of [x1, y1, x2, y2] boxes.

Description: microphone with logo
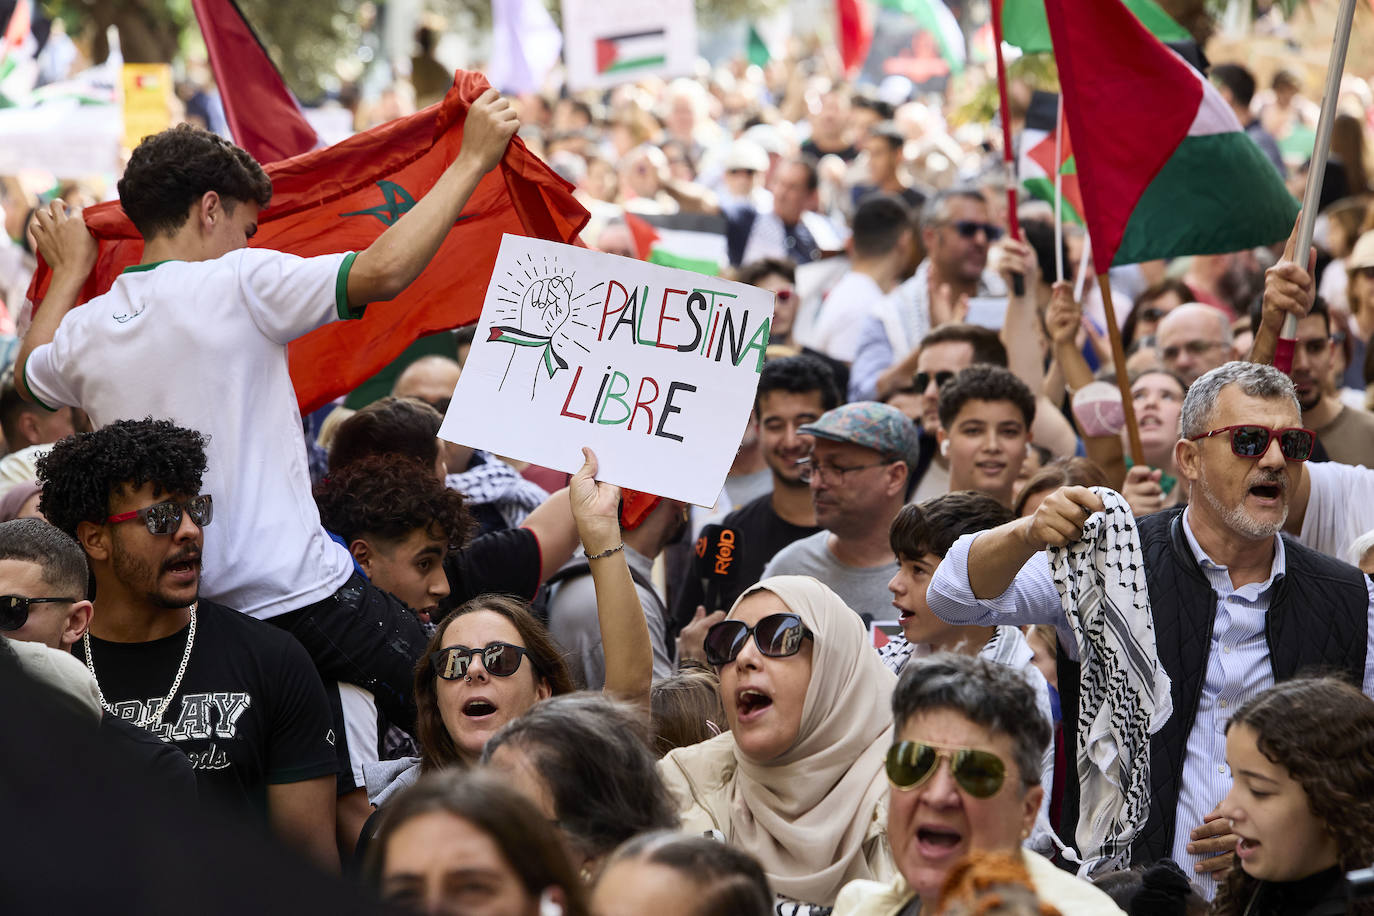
[[692, 524, 743, 616]]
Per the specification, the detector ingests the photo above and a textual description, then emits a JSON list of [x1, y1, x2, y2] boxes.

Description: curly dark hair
[[414, 594, 575, 772], [1213, 677, 1374, 916], [117, 124, 272, 240], [937, 364, 1036, 430], [35, 418, 208, 539], [314, 453, 474, 549], [889, 490, 1013, 561]]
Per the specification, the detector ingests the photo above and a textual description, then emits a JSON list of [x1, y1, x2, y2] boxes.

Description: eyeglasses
[[106, 494, 213, 536], [430, 642, 533, 680], [0, 595, 80, 631], [886, 740, 1007, 798], [795, 455, 898, 485], [1160, 339, 1227, 363], [1186, 424, 1316, 461], [944, 220, 1004, 241], [913, 370, 955, 392], [703, 612, 814, 667]]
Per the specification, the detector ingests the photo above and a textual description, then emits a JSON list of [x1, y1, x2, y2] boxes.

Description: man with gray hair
[[924, 360, 1374, 898]]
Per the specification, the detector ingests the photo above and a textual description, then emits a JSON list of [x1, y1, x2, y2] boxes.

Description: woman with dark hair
[[659, 575, 898, 912], [366, 769, 589, 916], [482, 693, 678, 879], [591, 831, 773, 916], [1213, 677, 1374, 916]]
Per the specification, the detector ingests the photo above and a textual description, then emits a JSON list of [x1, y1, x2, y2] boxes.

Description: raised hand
[[1045, 281, 1082, 347], [1021, 485, 1105, 551], [569, 447, 621, 552], [1121, 464, 1166, 517], [520, 275, 573, 338], [31, 201, 97, 282], [459, 88, 520, 175]]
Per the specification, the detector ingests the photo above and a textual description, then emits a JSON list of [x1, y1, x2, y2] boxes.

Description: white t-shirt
[[25, 248, 359, 619], [801, 270, 884, 363], [1301, 460, 1374, 561]]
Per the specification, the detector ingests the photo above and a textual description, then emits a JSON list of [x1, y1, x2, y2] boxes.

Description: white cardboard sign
[[440, 235, 773, 506], [560, 0, 696, 91]]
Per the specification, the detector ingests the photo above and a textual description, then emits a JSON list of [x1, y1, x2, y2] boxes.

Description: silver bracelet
[[586, 543, 625, 560]]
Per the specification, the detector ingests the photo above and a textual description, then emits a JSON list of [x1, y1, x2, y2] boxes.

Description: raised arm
[[1249, 216, 1315, 367], [520, 486, 578, 583], [345, 89, 518, 308], [569, 448, 652, 710], [967, 485, 1103, 599], [16, 202, 97, 404], [1045, 280, 1127, 484]]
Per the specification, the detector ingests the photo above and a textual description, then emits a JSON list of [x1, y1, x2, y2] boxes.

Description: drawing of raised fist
[[520, 276, 573, 338]]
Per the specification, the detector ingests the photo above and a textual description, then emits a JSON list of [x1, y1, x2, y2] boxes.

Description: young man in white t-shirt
[[18, 90, 519, 734]]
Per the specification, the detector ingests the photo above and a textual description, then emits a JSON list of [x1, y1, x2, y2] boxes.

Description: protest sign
[[440, 235, 773, 506], [561, 0, 696, 91]]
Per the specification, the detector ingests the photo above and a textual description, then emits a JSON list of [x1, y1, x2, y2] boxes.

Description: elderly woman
[[835, 653, 1124, 915], [658, 575, 898, 912]]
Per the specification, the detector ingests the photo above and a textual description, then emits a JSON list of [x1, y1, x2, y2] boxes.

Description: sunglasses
[[106, 494, 213, 536], [886, 740, 1007, 798], [431, 642, 533, 680], [0, 595, 80, 631], [1187, 424, 1316, 461], [946, 220, 1004, 241], [703, 612, 813, 667], [774, 289, 794, 302], [913, 370, 955, 392]]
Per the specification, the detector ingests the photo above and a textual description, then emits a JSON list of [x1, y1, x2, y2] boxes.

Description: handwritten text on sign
[[439, 235, 773, 506]]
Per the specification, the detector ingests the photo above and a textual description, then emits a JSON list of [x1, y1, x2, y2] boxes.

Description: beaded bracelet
[[586, 543, 625, 560]]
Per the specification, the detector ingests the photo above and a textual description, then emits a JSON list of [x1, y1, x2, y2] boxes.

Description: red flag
[[26, 72, 590, 415], [622, 212, 659, 261], [835, 0, 873, 78], [2, 0, 29, 54], [191, 0, 318, 163]]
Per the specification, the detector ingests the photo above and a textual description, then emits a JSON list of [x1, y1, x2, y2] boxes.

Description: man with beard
[[36, 419, 339, 870], [925, 360, 1374, 899], [1248, 296, 1374, 467]]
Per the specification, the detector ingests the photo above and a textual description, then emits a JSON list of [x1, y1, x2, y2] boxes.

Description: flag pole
[[1097, 274, 1144, 465], [1074, 232, 1092, 304], [1053, 93, 1065, 283], [1275, 0, 1358, 373], [989, 0, 1024, 296]]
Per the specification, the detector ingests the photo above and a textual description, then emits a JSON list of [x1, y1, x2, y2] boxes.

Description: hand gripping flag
[[25, 71, 590, 414]]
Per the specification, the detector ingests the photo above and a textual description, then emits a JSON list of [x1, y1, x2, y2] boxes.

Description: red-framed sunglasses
[[106, 494, 214, 535], [1186, 425, 1315, 461]]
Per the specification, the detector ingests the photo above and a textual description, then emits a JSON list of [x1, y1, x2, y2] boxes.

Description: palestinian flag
[[595, 30, 667, 76], [877, 0, 966, 74], [1044, 0, 1298, 268], [624, 211, 725, 275], [1001, 0, 1189, 53], [1019, 91, 1084, 225]]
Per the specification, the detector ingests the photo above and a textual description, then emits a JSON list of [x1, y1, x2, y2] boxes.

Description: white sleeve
[[1300, 461, 1374, 560], [21, 329, 81, 412], [234, 248, 359, 346]]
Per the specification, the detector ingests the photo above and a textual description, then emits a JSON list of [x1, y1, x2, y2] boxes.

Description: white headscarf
[[663, 575, 898, 905]]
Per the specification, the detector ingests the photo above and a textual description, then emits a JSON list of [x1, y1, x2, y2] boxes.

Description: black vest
[[1056, 507, 1367, 865]]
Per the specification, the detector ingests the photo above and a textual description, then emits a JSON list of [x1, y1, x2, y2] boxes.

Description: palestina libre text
[[558, 281, 771, 443]]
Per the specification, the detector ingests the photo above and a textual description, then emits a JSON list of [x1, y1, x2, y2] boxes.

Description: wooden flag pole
[[1097, 274, 1145, 465], [989, 0, 1024, 296], [1275, 0, 1359, 373]]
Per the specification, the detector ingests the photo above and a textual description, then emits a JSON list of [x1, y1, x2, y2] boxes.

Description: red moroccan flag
[[26, 72, 590, 414]]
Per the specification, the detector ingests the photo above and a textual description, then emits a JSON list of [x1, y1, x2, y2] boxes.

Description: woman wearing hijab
[[658, 575, 898, 913]]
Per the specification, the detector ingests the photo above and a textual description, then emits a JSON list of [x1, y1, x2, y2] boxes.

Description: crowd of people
[[5, 14, 1374, 916]]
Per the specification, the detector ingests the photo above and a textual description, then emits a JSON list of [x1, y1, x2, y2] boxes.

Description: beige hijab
[[661, 575, 898, 905]]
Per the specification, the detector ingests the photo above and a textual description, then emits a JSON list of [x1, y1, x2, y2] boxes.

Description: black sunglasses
[[431, 642, 533, 680], [1186, 424, 1315, 461], [106, 494, 213, 536], [913, 370, 955, 392], [886, 740, 1007, 798], [0, 595, 80, 631], [703, 612, 813, 667], [947, 220, 1003, 241]]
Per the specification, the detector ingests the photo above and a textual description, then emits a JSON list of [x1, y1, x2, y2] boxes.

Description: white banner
[[560, 0, 696, 91], [440, 235, 773, 506]]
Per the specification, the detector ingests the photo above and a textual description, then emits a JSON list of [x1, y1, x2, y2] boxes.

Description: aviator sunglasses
[[1186, 424, 1315, 461], [703, 612, 814, 667], [431, 641, 534, 680], [106, 494, 214, 536], [886, 740, 1007, 798]]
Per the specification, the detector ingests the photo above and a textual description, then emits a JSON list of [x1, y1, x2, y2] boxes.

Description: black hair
[[867, 120, 905, 150], [937, 364, 1036, 430], [315, 453, 474, 548], [918, 323, 1008, 368], [1021, 219, 1068, 289], [1092, 861, 1208, 916], [754, 354, 841, 415], [851, 194, 913, 259], [35, 418, 208, 540], [889, 491, 1014, 561], [735, 258, 796, 287], [605, 832, 773, 916], [480, 693, 678, 862], [117, 124, 272, 240], [1210, 63, 1257, 108], [0, 378, 51, 453], [328, 397, 442, 472], [784, 158, 819, 192], [0, 518, 88, 598], [1122, 278, 1194, 348]]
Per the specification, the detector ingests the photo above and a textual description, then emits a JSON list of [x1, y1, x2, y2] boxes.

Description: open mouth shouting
[[462, 696, 500, 721], [914, 821, 966, 864], [735, 685, 775, 723]]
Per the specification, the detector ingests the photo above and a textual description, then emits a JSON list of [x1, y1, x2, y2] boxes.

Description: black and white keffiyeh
[[1047, 487, 1172, 876], [446, 451, 548, 529]]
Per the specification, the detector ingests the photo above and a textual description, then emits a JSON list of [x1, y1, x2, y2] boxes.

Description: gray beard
[[1198, 472, 1286, 540]]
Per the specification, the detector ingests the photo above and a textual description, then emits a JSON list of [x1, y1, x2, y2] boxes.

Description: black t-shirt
[[73, 601, 337, 821], [102, 713, 199, 805], [440, 526, 543, 613], [671, 492, 821, 623], [800, 139, 859, 162]]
